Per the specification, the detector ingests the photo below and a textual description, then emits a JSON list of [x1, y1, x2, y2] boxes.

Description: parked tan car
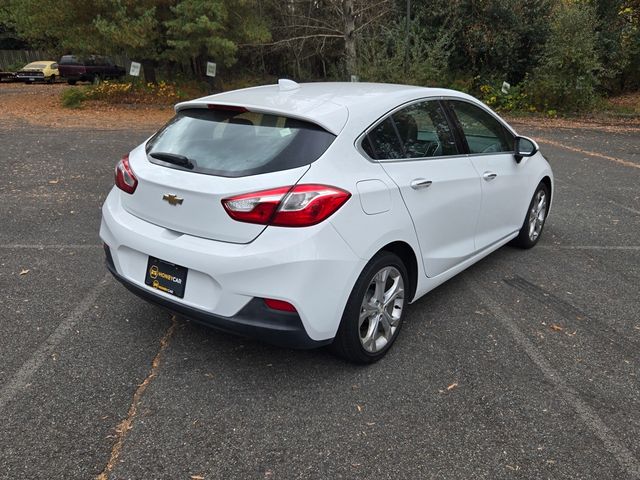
[[15, 61, 59, 83]]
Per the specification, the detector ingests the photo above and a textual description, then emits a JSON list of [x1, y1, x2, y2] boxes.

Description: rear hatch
[[121, 106, 336, 244]]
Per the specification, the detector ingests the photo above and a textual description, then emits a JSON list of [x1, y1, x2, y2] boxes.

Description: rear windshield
[[24, 63, 47, 69], [59, 55, 81, 65], [145, 108, 336, 177]]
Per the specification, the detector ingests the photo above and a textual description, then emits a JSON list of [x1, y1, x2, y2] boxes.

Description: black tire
[[48, 74, 56, 84], [331, 251, 409, 364], [511, 182, 550, 249], [67, 80, 77, 85]]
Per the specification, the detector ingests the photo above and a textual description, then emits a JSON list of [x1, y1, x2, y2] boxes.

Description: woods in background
[[1, 0, 639, 111]]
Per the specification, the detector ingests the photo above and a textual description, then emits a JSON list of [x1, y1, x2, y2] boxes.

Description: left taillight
[[115, 154, 138, 194], [222, 184, 351, 227]]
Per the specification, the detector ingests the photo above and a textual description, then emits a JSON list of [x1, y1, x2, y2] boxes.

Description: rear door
[[364, 100, 482, 277], [445, 99, 530, 250], [121, 107, 336, 244]]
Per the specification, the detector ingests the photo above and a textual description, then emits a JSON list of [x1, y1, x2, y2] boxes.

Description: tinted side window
[[392, 101, 458, 158], [364, 117, 403, 160], [448, 100, 513, 154]]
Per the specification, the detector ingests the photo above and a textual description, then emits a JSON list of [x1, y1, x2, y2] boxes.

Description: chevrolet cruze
[[100, 80, 553, 363]]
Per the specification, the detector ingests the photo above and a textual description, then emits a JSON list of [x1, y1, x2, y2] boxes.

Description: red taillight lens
[[264, 298, 297, 312], [222, 186, 291, 225], [115, 154, 138, 194], [222, 184, 351, 227]]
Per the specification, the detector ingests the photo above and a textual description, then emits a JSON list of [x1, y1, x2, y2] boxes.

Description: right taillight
[[115, 154, 138, 194], [222, 184, 351, 227]]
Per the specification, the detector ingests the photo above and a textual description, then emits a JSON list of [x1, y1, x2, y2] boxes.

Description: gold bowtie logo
[[162, 194, 184, 206]]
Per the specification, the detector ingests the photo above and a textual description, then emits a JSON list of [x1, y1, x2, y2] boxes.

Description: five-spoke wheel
[[359, 266, 405, 353], [332, 252, 408, 363], [512, 181, 550, 248]]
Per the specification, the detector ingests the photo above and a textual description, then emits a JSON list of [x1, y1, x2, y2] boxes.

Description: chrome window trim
[[354, 95, 517, 163]]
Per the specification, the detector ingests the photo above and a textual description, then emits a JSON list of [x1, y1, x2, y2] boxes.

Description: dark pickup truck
[[57, 55, 126, 85]]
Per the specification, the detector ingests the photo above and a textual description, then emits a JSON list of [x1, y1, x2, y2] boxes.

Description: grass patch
[[85, 80, 188, 105], [60, 80, 198, 109], [61, 88, 87, 108]]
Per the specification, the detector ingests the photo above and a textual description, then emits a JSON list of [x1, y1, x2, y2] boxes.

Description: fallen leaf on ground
[[356, 404, 363, 412], [191, 476, 205, 480], [447, 382, 458, 391], [550, 324, 564, 332], [48, 179, 59, 184], [19, 269, 30, 275]]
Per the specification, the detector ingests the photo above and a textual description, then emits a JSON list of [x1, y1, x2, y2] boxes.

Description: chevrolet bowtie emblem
[[162, 194, 184, 206]]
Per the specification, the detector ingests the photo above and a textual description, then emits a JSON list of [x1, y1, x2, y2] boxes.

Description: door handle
[[410, 179, 433, 190], [483, 172, 498, 181]]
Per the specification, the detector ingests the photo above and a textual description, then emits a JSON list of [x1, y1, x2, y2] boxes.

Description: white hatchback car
[[101, 80, 553, 363]]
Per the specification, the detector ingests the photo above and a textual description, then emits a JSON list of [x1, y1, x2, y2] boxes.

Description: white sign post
[[350, 75, 359, 82], [501, 81, 511, 94], [129, 62, 141, 77], [206, 62, 217, 78]]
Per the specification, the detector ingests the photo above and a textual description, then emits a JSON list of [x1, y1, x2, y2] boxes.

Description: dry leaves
[[439, 382, 459, 394], [19, 269, 30, 276], [0, 83, 172, 131]]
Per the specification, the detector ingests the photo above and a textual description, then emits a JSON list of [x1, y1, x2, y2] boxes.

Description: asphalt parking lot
[[1, 113, 639, 479]]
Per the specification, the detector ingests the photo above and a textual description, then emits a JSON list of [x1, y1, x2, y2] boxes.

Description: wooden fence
[[0, 50, 51, 70]]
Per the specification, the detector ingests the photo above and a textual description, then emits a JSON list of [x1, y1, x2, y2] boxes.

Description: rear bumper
[[16, 73, 45, 81], [104, 245, 327, 349], [100, 188, 365, 345]]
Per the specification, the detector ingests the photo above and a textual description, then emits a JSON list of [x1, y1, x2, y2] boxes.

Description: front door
[[445, 100, 530, 250]]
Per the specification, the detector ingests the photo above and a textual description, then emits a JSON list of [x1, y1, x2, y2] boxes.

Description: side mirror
[[514, 136, 539, 163]]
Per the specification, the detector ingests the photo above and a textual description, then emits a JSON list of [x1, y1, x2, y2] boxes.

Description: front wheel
[[331, 252, 408, 364], [48, 74, 56, 84], [511, 182, 550, 249]]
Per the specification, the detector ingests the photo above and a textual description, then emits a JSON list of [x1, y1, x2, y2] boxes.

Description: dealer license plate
[[144, 257, 188, 298]]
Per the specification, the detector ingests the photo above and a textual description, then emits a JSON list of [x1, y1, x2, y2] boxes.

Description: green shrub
[[478, 82, 535, 113], [525, 1, 602, 112], [60, 88, 86, 108], [358, 20, 453, 87]]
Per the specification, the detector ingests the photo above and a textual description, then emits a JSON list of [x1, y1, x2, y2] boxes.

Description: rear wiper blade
[[149, 151, 194, 169]]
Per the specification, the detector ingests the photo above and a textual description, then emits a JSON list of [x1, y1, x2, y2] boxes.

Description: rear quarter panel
[[301, 133, 425, 283]]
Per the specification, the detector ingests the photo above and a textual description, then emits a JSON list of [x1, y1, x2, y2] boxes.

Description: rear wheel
[[67, 79, 77, 85], [511, 182, 550, 249], [48, 74, 56, 84], [331, 252, 408, 364]]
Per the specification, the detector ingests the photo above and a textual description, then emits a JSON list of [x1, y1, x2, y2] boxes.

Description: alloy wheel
[[358, 266, 405, 353], [528, 189, 547, 241]]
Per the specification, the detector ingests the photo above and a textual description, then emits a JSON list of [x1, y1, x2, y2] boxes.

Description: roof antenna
[[278, 79, 300, 92]]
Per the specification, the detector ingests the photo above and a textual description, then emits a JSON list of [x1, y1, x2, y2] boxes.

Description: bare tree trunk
[[343, 0, 356, 78]]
